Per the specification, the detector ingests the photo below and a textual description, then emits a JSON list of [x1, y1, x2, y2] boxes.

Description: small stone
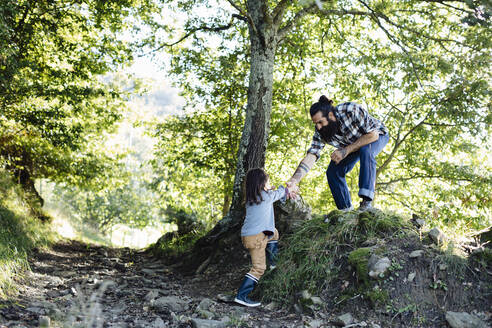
[[141, 268, 156, 276], [311, 296, 323, 305], [407, 272, 416, 282], [39, 316, 51, 327], [439, 264, 448, 271], [301, 290, 312, 300], [368, 256, 391, 278], [264, 302, 277, 310], [293, 303, 303, 314], [197, 298, 214, 311], [216, 294, 234, 302], [190, 318, 228, 328], [198, 309, 214, 320], [153, 317, 165, 328], [307, 319, 323, 328], [409, 250, 424, 258], [445, 311, 488, 328], [429, 228, 447, 244], [145, 290, 159, 302], [152, 296, 189, 312], [333, 313, 354, 326]]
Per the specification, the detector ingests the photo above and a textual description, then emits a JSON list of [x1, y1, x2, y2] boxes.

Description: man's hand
[[286, 181, 299, 199], [331, 148, 348, 164]]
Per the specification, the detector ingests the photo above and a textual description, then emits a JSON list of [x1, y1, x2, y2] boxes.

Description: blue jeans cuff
[[359, 188, 374, 200]]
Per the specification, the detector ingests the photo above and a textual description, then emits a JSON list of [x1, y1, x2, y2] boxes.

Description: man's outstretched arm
[[288, 153, 317, 185]]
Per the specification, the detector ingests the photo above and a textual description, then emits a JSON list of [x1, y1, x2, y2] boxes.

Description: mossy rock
[[323, 209, 345, 225], [357, 210, 409, 234], [348, 247, 372, 286]]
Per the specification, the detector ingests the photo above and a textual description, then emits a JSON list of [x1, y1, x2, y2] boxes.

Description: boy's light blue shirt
[[241, 186, 287, 237]]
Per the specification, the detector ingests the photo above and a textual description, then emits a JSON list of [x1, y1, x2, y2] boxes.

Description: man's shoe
[[358, 199, 373, 211], [234, 275, 261, 307]]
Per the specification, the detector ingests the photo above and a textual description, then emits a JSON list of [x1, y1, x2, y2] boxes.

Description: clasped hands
[[286, 180, 300, 200]]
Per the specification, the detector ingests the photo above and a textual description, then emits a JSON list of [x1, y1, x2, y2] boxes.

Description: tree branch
[[277, 4, 318, 41], [272, 0, 291, 27], [152, 14, 245, 52]]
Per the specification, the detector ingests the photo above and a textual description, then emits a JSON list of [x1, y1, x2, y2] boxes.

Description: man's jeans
[[326, 133, 389, 210]]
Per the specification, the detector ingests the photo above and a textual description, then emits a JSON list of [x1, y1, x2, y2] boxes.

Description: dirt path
[[0, 240, 305, 328]]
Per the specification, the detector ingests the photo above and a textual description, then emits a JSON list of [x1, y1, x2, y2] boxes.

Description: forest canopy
[[1, 0, 490, 237]]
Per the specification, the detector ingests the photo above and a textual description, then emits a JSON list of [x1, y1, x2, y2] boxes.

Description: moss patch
[[348, 247, 372, 287], [259, 209, 409, 304]]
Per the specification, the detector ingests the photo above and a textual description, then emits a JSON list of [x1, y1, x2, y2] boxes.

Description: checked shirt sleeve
[[306, 130, 325, 160], [347, 103, 380, 135]]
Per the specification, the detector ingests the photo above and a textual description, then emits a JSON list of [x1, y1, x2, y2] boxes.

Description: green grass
[[149, 231, 206, 260], [0, 170, 57, 299], [258, 209, 411, 305]]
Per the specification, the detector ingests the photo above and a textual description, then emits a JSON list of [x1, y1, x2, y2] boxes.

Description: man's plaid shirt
[[307, 102, 388, 159]]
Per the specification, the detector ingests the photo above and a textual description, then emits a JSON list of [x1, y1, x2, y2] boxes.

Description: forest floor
[[0, 240, 309, 328], [0, 217, 490, 328]]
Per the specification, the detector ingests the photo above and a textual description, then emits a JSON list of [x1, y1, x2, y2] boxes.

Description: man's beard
[[316, 119, 339, 142]]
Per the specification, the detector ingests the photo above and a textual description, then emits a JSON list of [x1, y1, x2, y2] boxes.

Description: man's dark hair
[[245, 168, 268, 205], [310, 95, 335, 118]]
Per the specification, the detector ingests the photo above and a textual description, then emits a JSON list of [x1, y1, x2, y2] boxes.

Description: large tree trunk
[[187, 2, 279, 271]]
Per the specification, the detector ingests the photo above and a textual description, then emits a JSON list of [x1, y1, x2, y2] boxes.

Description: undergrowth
[[259, 209, 412, 305], [0, 170, 56, 299], [149, 231, 205, 261]]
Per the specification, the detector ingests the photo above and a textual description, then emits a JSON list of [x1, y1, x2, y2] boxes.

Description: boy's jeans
[[241, 229, 279, 280], [326, 133, 389, 210]]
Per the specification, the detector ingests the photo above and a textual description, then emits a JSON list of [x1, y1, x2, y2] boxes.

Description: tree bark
[[188, 0, 279, 269]]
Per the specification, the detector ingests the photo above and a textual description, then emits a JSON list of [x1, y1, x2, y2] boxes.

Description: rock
[[307, 319, 323, 328], [293, 303, 303, 314], [300, 290, 312, 300], [216, 294, 234, 302], [39, 316, 51, 327], [190, 318, 228, 328], [152, 317, 165, 328], [197, 298, 214, 311], [145, 290, 159, 302], [368, 256, 391, 278], [58, 270, 77, 278], [152, 296, 189, 312], [311, 296, 323, 305], [445, 311, 488, 328], [275, 197, 312, 234], [407, 272, 416, 282], [411, 214, 425, 228], [429, 228, 447, 244], [197, 309, 215, 320], [141, 268, 157, 276], [409, 250, 424, 258], [333, 313, 354, 326]]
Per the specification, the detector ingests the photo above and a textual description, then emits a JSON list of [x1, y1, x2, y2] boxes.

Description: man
[[287, 95, 389, 211]]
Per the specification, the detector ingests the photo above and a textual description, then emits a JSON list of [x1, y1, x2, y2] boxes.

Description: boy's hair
[[245, 168, 268, 205]]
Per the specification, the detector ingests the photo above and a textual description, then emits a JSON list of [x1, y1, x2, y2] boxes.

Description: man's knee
[[326, 164, 343, 182], [359, 145, 376, 163]]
